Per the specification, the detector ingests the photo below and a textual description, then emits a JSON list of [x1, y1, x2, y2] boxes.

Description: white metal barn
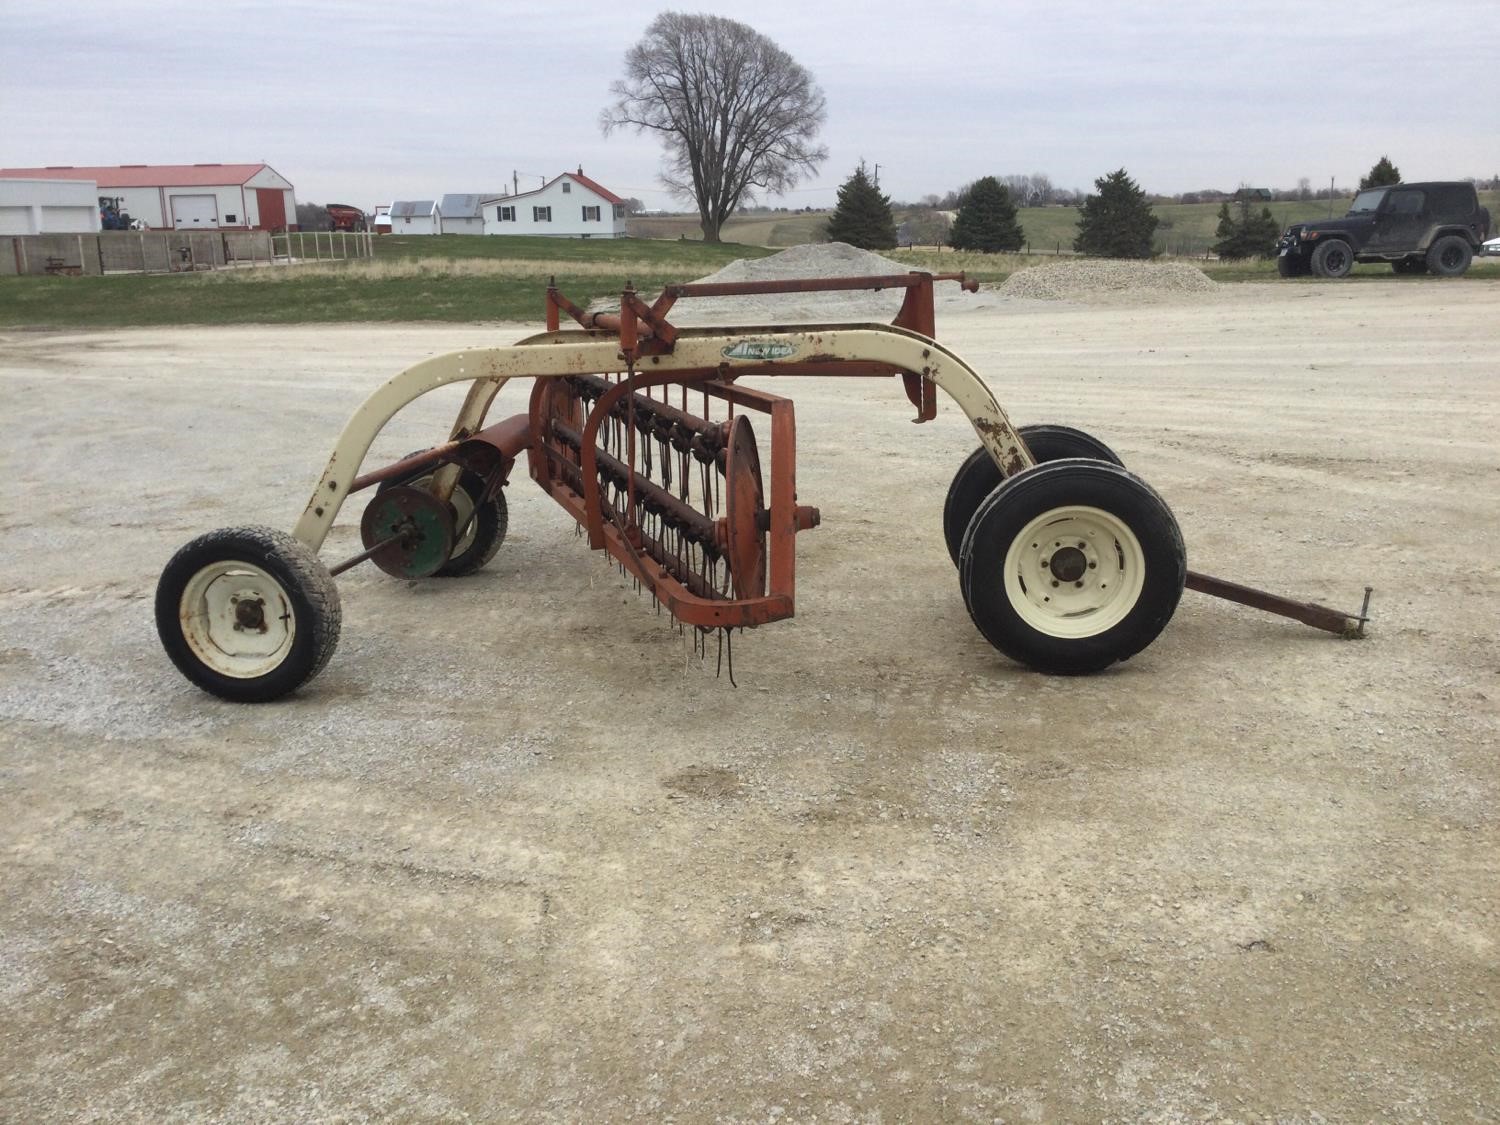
[[481, 169, 627, 238], [388, 200, 441, 235], [439, 194, 491, 235], [0, 178, 100, 234], [0, 163, 297, 231]]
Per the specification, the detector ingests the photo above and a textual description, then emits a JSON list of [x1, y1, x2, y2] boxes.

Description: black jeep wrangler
[[1276, 182, 1491, 279]]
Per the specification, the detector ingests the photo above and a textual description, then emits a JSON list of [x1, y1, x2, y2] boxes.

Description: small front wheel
[[156, 526, 341, 702], [959, 460, 1185, 674]]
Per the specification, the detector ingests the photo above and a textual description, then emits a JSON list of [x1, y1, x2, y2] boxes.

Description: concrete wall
[[2, 231, 275, 275]]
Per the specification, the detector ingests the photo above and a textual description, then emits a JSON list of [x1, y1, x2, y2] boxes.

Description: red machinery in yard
[[325, 204, 367, 232], [155, 272, 1371, 701]]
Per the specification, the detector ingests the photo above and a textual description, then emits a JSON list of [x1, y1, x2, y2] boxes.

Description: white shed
[[481, 169, 628, 238], [439, 194, 491, 235], [0, 177, 100, 234], [389, 199, 440, 235], [0, 163, 297, 230]]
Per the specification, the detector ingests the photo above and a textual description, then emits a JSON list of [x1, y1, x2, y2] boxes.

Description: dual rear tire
[[946, 426, 1186, 674]]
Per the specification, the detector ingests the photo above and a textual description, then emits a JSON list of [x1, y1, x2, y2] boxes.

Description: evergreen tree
[[825, 161, 897, 250], [1212, 202, 1236, 257], [1073, 168, 1159, 258], [948, 176, 1024, 252], [1213, 199, 1281, 259], [1359, 155, 1402, 189]]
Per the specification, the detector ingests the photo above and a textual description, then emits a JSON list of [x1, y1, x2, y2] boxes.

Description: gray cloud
[[3, 0, 1494, 209]]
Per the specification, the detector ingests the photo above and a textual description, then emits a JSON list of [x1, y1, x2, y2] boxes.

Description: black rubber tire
[[1310, 239, 1354, 279], [1425, 235, 1473, 277], [1276, 254, 1309, 278], [156, 526, 341, 703], [376, 456, 507, 577], [1392, 258, 1428, 275], [959, 460, 1185, 675], [942, 424, 1123, 568]]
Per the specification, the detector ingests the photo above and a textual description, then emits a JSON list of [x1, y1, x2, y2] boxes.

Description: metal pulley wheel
[[358, 484, 455, 579], [721, 414, 767, 599]]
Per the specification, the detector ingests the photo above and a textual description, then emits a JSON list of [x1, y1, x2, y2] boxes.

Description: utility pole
[[873, 163, 881, 188], [1328, 176, 1335, 218]]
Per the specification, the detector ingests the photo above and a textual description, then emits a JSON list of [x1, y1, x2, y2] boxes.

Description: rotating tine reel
[[155, 271, 1371, 702]]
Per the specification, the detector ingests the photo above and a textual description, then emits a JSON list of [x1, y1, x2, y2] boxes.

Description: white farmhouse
[[0, 162, 297, 230], [482, 169, 627, 238], [388, 200, 440, 235]]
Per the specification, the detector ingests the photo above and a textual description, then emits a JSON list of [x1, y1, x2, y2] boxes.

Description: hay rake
[[156, 271, 1371, 702]]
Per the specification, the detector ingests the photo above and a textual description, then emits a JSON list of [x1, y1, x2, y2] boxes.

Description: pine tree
[[1212, 202, 1237, 258], [1213, 199, 1281, 260], [1073, 168, 1159, 258], [948, 176, 1025, 252], [1359, 156, 1402, 189], [825, 162, 897, 250]]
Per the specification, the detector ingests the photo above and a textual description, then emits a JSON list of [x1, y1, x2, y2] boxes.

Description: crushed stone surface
[[2, 283, 1498, 1121], [999, 258, 1218, 302]]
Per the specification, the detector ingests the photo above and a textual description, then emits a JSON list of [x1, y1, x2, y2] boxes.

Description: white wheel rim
[[179, 561, 295, 678], [1002, 505, 1146, 639]]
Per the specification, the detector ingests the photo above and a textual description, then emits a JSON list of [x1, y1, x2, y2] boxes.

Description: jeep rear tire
[[1311, 240, 1354, 279], [1425, 235, 1473, 277]]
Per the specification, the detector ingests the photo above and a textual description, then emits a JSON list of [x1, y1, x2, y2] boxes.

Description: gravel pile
[[997, 259, 1217, 302], [598, 242, 995, 325]]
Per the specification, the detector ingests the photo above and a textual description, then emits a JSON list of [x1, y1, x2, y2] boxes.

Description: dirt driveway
[[2, 282, 1497, 1121]]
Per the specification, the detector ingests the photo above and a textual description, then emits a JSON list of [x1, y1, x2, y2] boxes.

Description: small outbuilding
[[0, 162, 297, 231], [388, 200, 441, 235], [439, 194, 492, 235], [481, 169, 627, 238]]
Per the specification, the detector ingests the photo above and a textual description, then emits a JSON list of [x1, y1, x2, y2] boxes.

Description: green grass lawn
[[0, 236, 777, 329]]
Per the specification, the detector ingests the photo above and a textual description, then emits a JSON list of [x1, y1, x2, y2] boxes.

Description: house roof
[[439, 194, 492, 219], [0, 163, 277, 187], [389, 200, 436, 218], [481, 169, 625, 207]]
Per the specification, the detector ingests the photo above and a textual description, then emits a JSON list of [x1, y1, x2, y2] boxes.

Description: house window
[[225, 214, 237, 224], [534, 206, 551, 222], [562, 182, 571, 193], [613, 204, 626, 219], [582, 205, 600, 222], [498, 205, 515, 221]]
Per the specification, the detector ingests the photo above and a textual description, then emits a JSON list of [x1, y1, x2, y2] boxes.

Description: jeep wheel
[[1392, 258, 1428, 275], [1425, 235, 1473, 277], [1311, 240, 1354, 279]]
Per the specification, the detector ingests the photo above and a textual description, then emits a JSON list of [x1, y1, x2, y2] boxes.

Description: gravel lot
[[2, 280, 1497, 1121]]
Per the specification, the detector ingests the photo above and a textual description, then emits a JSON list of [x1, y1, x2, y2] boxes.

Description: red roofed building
[[0, 162, 298, 231], [478, 168, 628, 238]]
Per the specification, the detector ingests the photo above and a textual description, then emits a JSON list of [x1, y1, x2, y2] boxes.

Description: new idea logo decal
[[722, 339, 797, 362]]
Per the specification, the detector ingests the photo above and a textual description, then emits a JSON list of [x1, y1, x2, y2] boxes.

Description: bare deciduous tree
[[601, 12, 827, 242]]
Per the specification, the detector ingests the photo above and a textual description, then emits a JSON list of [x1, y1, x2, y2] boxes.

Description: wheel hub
[[1003, 506, 1147, 639], [179, 562, 296, 677]]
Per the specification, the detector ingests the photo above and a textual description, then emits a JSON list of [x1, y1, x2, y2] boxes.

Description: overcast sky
[[3, 0, 1494, 210]]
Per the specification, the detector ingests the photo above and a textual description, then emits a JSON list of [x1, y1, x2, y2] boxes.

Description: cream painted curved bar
[[290, 323, 1034, 553]]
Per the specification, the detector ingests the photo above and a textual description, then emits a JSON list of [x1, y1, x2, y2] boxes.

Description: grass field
[[633, 191, 1500, 255], [3, 201, 1496, 328]]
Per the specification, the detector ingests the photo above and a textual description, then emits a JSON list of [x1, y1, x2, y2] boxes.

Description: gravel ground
[[1, 280, 1498, 1121]]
